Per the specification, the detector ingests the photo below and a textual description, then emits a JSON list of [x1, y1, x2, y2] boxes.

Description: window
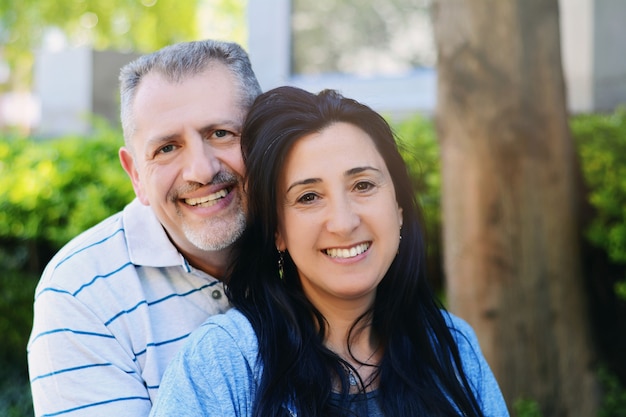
[[291, 0, 434, 77], [248, 0, 436, 118]]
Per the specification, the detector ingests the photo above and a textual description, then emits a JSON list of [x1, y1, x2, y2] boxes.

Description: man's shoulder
[[37, 209, 130, 290], [40, 199, 167, 279], [39, 199, 161, 290], [53, 210, 128, 262]]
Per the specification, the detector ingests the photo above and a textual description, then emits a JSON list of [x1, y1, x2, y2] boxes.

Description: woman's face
[[275, 122, 403, 310]]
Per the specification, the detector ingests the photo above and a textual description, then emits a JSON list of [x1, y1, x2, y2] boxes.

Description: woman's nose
[[325, 195, 360, 235]]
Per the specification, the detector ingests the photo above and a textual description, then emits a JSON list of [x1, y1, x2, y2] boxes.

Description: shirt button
[[211, 289, 222, 300]]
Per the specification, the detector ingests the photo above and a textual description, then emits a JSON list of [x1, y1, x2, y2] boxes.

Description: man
[[27, 39, 262, 417]]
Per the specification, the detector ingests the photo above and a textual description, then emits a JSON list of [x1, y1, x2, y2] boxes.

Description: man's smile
[[184, 187, 231, 207]]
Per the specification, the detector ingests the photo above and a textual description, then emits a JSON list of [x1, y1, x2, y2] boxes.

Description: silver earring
[[278, 250, 285, 280]]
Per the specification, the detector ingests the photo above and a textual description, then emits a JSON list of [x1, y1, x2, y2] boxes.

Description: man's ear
[[119, 147, 149, 205]]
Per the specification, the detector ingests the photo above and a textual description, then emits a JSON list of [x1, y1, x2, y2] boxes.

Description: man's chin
[[182, 217, 245, 252]]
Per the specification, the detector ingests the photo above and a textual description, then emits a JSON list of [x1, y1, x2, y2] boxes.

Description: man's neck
[[181, 247, 231, 280]]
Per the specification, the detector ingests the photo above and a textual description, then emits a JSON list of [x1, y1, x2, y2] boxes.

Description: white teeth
[[185, 189, 228, 207], [325, 243, 370, 259]]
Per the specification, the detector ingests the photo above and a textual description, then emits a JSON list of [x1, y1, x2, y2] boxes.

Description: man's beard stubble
[[174, 170, 247, 251]]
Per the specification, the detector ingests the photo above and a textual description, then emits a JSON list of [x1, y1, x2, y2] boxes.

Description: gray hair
[[119, 39, 262, 145]]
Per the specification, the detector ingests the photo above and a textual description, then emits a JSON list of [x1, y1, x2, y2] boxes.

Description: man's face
[[119, 65, 247, 270]]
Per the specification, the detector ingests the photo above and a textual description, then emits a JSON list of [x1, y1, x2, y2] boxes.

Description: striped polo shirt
[[27, 198, 231, 417]]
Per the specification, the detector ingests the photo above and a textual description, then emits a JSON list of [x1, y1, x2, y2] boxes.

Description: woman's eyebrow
[[345, 166, 381, 176], [286, 178, 321, 194]]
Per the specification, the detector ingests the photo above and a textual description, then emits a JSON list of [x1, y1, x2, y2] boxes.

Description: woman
[[150, 87, 509, 416]]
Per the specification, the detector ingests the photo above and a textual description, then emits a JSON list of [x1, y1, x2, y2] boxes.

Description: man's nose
[[182, 136, 221, 184]]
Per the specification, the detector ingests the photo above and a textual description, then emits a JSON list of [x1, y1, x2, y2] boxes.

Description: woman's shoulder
[[438, 310, 486, 374], [182, 308, 259, 363], [204, 308, 255, 334], [440, 310, 479, 349], [439, 310, 510, 415], [152, 310, 261, 416]]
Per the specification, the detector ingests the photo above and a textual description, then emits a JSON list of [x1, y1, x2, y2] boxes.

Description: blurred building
[[560, 0, 626, 112], [34, 48, 139, 137], [248, 0, 626, 116], [26, 0, 626, 136]]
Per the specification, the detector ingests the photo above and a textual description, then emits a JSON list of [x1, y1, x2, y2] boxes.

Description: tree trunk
[[432, 1, 599, 415]]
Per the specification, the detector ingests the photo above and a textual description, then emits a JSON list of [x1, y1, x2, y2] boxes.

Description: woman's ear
[[397, 204, 404, 229], [275, 229, 286, 252]]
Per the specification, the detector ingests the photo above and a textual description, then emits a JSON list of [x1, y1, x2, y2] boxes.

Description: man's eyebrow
[[198, 120, 243, 135], [144, 120, 243, 149], [145, 133, 179, 149]]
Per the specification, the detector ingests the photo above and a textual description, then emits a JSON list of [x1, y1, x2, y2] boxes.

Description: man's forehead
[[129, 69, 245, 146]]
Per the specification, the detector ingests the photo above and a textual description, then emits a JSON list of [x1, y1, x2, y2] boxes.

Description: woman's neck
[[315, 298, 374, 356]]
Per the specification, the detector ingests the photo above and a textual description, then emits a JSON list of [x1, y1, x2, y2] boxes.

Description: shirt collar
[[123, 198, 187, 268]]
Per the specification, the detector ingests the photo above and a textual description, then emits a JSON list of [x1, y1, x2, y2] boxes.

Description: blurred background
[[1, 0, 625, 416]]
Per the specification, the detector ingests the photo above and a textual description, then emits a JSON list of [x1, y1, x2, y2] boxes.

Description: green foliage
[[513, 397, 544, 417], [0, 368, 33, 417], [0, 122, 133, 417], [0, 269, 38, 364], [598, 366, 626, 417], [1, 0, 198, 51], [0, 123, 135, 247], [0, 0, 247, 90], [393, 114, 441, 237], [571, 107, 626, 298], [0, 271, 35, 417], [199, 0, 248, 46]]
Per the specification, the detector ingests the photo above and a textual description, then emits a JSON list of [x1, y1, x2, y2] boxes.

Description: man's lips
[[183, 187, 231, 207]]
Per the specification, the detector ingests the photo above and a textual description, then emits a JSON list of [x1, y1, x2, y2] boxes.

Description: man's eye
[[159, 144, 176, 154], [213, 129, 237, 139]]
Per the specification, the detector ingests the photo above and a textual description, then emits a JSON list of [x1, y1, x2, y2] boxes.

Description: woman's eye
[[355, 181, 375, 191], [214, 129, 228, 138], [297, 193, 318, 204]]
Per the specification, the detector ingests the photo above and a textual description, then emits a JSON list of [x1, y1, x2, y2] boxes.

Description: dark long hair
[[227, 86, 485, 416]]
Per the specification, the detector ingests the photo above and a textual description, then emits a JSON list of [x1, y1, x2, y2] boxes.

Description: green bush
[[0, 269, 38, 363], [0, 368, 33, 417], [598, 366, 626, 417], [393, 114, 445, 292], [394, 114, 442, 238], [571, 107, 626, 298], [0, 122, 134, 248], [0, 267, 37, 417], [513, 397, 544, 417], [0, 122, 133, 417]]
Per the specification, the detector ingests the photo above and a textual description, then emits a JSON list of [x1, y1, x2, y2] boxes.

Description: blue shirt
[[150, 308, 510, 416]]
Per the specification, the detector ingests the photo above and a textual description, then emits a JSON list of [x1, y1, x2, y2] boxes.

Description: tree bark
[[433, 1, 599, 415]]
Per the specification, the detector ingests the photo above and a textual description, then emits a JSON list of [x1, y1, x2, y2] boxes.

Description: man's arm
[[28, 285, 152, 417]]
